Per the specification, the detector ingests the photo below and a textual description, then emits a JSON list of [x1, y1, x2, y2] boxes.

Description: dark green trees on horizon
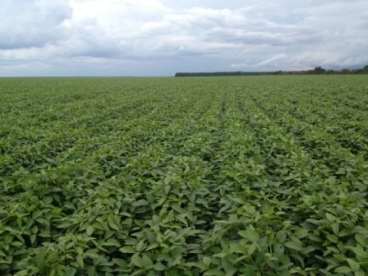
[[175, 65, 368, 77]]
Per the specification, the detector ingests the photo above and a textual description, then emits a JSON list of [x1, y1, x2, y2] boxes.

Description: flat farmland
[[1, 76, 368, 275]]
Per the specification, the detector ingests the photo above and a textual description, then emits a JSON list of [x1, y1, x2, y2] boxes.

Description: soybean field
[[1, 76, 368, 275]]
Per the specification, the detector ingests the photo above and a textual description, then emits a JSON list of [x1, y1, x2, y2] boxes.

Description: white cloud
[[0, 0, 367, 75], [0, 0, 71, 49]]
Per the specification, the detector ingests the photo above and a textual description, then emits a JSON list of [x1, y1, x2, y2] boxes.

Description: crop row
[[0, 76, 368, 275]]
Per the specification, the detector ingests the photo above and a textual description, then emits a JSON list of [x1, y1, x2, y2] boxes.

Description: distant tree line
[[175, 65, 368, 77]]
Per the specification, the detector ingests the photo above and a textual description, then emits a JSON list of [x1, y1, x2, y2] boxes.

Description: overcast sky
[[1, 0, 367, 76]]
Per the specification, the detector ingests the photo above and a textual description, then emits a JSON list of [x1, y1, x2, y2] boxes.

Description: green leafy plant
[[0, 76, 368, 275]]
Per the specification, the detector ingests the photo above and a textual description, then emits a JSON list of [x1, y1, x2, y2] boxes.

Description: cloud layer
[[1, 0, 368, 76]]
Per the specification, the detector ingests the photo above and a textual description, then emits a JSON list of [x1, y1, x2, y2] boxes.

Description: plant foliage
[[0, 76, 368, 275]]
